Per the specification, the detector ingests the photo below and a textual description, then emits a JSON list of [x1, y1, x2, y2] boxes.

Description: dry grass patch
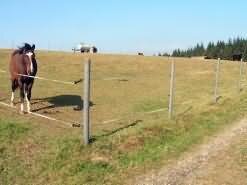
[[0, 50, 247, 184]]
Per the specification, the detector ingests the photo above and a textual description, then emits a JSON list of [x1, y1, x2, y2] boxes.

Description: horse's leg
[[10, 80, 17, 106], [25, 83, 33, 113], [19, 83, 25, 114], [10, 81, 15, 106]]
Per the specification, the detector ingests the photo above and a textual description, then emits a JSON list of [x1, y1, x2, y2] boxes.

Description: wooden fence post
[[244, 60, 247, 76], [239, 58, 243, 92], [168, 58, 175, 119], [83, 58, 91, 145], [214, 58, 221, 103]]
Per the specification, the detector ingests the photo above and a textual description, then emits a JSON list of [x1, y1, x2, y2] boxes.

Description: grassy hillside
[[0, 49, 247, 184]]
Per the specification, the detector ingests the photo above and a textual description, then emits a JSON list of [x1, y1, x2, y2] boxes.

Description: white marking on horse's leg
[[25, 92, 28, 101], [11, 92, 14, 101], [10, 92, 14, 106], [20, 103, 24, 113], [25, 92, 31, 113], [27, 100, 31, 113]]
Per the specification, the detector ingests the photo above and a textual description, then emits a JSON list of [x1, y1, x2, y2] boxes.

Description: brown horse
[[9, 43, 37, 113]]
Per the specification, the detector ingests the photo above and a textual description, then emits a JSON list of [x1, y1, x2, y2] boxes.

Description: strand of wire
[[1, 69, 133, 83], [0, 101, 80, 128], [1, 69, 175, 83], [92, 108, 167, 127], [0, 69, 81, 85]]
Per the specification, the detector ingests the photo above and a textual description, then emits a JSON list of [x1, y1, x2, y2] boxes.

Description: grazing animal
[[138, 52, 144, 56], [232, 54, 242, 61], [9, 43, 37, 113]]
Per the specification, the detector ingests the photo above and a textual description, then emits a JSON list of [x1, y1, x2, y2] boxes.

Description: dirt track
[[134, 119, 247, 185]]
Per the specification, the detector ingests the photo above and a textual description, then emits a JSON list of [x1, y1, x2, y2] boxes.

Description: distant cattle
[[72, 43, 98, 54], [138, 52, 144, 56], [232, 54, 242, 61], [79, 46, 98, 53], [204, 56, 211, 60]]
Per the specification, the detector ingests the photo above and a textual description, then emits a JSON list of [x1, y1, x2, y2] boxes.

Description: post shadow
[[90, 119, 143, 143]]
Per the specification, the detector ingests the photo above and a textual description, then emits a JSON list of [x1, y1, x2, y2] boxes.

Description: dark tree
[[172, 37, 247, 61]]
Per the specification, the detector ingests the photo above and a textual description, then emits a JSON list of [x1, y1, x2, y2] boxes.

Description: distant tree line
[[157, 52, 170, 57], [171, 37, 247, 60]]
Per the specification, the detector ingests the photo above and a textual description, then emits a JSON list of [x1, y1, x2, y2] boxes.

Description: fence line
[[0, 94, 167, 133], [98, 77, 130, 81], [1, 57, 246, 145], [0, 69, 78, 85], [0, 101, 79, 128], [18, 74, 77, 85], [94, 108, 167, 127], [1, 62, 168, 142], [0, 68, 131, 83]]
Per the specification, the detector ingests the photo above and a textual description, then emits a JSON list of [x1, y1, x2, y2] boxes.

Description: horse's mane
[[12, 43, 32, 56]]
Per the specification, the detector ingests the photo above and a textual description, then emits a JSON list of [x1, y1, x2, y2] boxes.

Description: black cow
[[232, 54, 242, 61]]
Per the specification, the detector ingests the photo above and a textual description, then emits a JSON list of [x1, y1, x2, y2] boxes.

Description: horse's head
[[22, 44, 36, 75]]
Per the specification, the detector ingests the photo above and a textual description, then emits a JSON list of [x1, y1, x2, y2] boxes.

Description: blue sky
[[0, 0, 247, 54]]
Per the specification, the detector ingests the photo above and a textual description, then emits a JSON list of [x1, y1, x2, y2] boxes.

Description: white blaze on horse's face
[[26, 52, 33, 74]]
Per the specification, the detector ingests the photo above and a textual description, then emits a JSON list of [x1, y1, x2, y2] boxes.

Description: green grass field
[[0, 49, 247, 184]]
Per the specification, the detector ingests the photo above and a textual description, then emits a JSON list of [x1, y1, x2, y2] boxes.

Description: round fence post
[[83, 58, 91, 145], [239, 58, 244, 92], [168, 58, 175, 119], [214, 58, 221, 103]]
